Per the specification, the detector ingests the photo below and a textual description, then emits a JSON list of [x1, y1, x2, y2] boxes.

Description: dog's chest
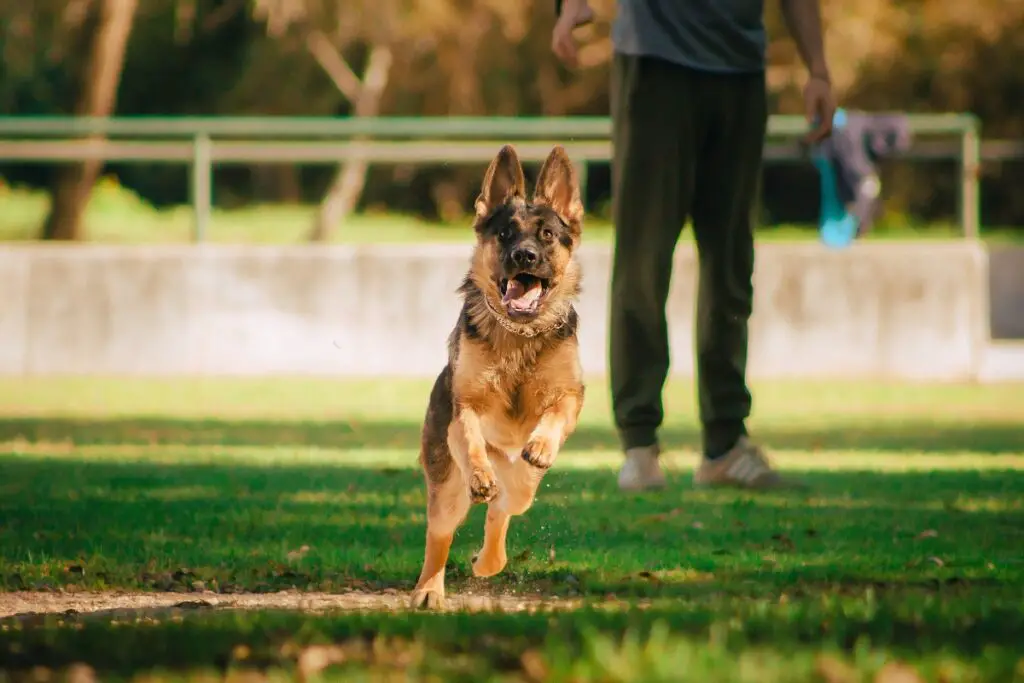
[[469, 351, 551, 457], [477, 378, 537, 458], [479, 400, 535, 456]]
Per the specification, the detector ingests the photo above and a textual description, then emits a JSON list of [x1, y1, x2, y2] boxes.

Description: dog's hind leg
[[411, 366, 470, 610], [411, 473, 470, 609]]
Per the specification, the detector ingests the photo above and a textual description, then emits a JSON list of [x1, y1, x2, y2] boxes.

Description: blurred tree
[[251, 0, 399, 241], [40, 0, 138, 240]]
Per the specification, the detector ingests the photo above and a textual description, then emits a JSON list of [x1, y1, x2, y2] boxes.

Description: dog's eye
[[499, 226, 513, 241], [540, 227, 554, 242]]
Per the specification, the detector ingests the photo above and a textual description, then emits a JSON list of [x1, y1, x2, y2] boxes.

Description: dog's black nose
[[511, 246, 539, 267]]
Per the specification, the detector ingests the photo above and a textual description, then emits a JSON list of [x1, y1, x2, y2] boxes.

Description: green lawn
[[3, 176, 1019, 244], [1, 378, 1024, 682]]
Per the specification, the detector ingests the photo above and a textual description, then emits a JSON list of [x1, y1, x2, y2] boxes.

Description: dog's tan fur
[[409, 145, 586, 609]]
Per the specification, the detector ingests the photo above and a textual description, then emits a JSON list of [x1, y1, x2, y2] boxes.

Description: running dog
[[409, 144, 586, 609]]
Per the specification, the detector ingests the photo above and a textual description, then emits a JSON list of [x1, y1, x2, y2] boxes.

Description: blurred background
[[1, 0, 1022, 380], [0, 0, 1022, 242]]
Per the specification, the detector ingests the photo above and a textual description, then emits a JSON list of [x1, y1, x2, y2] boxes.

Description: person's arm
[[551, 0, 588, 65], [780, 0, 835, 142], [779, 0, 830, 82]]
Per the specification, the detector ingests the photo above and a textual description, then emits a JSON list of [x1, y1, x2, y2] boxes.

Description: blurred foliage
[[0, 0, 1021, 228]]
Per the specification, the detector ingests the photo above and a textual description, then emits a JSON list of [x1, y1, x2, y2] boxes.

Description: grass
[[2, 175, 1021, 244], [1, 377, 1024, 681]]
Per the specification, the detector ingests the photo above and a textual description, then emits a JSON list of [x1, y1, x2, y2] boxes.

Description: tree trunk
[[307, 43, 393, 242], [42, 0, 137, 241]]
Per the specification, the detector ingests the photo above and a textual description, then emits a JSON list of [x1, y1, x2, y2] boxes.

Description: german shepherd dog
[[409, 144, 585, 609]]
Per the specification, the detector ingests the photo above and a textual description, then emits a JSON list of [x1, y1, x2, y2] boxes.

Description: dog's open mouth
[[499, 274, 550, 318]]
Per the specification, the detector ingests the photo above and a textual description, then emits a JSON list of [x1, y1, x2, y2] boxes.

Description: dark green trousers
[[608, 53, 767, 457]]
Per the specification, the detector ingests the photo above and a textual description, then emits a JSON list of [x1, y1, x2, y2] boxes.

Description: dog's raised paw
[[471, 550, 508, 578], [469, 468, 499, 503], [409, 588, 445, 610], [522, 439, 555, 469]]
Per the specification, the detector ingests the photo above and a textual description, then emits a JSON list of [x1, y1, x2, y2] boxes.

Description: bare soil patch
[[0, 589, 582, 623]]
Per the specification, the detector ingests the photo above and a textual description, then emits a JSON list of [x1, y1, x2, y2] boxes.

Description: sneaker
[[693, 437, 802, 490], [617, 445, 667, 492]]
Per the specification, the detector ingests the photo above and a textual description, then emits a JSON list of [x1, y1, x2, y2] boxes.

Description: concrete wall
[[0, 241, 995, 380]]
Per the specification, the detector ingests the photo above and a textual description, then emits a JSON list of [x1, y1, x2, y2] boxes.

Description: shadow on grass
[[2, 453, 1024, 674], [1, 416, 1023, 453]]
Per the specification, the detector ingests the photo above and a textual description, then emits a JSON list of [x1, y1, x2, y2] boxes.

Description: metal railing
[[0, 114, 994, 242]]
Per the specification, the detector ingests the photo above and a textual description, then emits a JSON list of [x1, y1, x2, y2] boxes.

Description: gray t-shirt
[[612, 0, 766, 73]]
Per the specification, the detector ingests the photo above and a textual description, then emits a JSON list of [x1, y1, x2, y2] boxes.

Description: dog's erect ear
[[475, 145, 526, 220], [533, 145, 583, 228]]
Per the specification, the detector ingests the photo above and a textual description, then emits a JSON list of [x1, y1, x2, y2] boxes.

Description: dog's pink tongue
[[502, 279, 526, 304], [503, 279, 543, 311]]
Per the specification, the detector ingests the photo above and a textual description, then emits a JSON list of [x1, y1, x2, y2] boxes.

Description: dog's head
[[469, 144, 583, 325]]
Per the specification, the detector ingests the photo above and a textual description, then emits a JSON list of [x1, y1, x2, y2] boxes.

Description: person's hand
[[551, 11, 579, 67], [802, 74, 836, 144]]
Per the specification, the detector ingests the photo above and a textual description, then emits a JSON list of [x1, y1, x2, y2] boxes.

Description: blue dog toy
[[811, 109, 858, 249], [809, 108, 913, 249]]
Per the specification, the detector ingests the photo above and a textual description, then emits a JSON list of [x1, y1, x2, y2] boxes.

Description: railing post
[[191, 132, 212, 243], [960, 120, 981, 241], [573, 160, 588, 211]]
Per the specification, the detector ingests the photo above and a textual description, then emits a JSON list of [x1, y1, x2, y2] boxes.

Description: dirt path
[[0, 589, 583, 622]]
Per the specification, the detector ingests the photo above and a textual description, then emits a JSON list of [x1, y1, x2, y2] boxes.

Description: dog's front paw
[[522, 438, 556, 469], [469, 467, 499, 503], [471, 548, 508, 578], [409, 588, 445, 610]]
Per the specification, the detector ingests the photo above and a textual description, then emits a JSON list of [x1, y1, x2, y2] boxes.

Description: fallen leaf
[[916, 529, 939, 540], [874, 662, 925, 683], [172, 568, 194, 582], [224, 671, 267, 683], [771, 533, 796, 551], [639, 508, 683, 524], [691, 521, 704, 530], [297, 645, 345, 682], [287, 545, 311, 561], [64, 663, 96, 683], [815, 654, 856, 683], [927, 557, 945, 567], [520, 650, 548, 682]]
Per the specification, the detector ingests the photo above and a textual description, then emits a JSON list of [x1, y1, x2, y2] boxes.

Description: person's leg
[[608, 53, 695, 490], [687, 70, 796, 489]]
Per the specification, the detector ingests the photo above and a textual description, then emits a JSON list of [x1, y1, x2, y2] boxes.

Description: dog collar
[[482, 296, 566, 339]]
